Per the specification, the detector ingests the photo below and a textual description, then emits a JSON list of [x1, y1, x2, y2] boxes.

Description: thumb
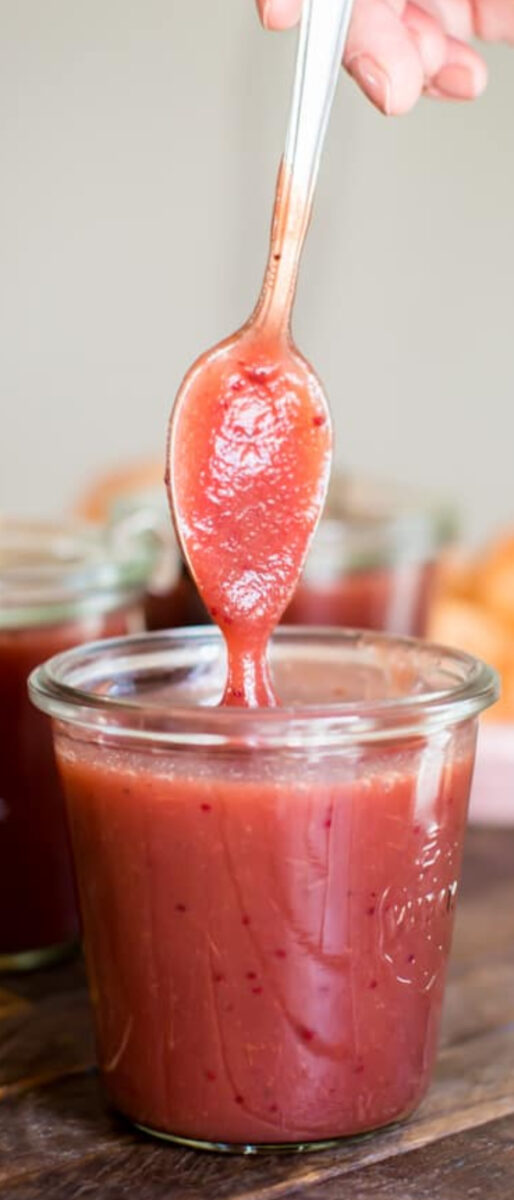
[[255, 0, 302, 31]]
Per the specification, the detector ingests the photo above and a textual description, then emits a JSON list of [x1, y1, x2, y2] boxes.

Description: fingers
[[257, 0, 514, 45], [256, 0, 426, 116], [414, 0, 474, 40], [345, 0, 488, 114], [256, 0, 492, 114], [425, 35, 488, 98], [473, 0, 514, 43], [255, 0, 301, 31], [403, 3, 447, 78], [345, 0, 424, 115]]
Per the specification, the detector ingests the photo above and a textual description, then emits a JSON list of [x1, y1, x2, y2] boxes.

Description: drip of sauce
[[166, 165, 332, 706]]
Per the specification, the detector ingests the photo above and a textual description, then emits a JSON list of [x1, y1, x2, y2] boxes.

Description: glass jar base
[[0, 939, 79, 973], [134, 1122, 352, 1155]]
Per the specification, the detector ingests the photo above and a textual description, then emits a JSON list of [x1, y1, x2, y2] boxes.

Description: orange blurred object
[[429, 535, 514, 722], [478, 534, 514, 625], [433, 550, 478, 603], [75, 459, 163, 523]]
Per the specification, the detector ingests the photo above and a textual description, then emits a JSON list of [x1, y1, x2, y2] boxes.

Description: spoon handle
[[284, 0, 355, 211], [253, 0, 356, 334]]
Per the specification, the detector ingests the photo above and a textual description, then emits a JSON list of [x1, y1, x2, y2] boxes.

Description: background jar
[[107, 489, 208, 631], [284, 473, 457, 635], [30, 627, 496, 1150], [0, 517, 154, 971]]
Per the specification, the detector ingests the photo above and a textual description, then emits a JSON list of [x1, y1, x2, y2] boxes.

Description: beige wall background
[[0, 0, 512, 541]]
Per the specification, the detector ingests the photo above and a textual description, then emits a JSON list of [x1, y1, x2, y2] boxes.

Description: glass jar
[[0, 518, 154, 971], [108, 489, 209, 631], [284, 473, 457, 635], [30, 627, 496, 1150]]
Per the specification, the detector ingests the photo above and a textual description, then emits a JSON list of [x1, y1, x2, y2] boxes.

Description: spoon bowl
[[167, 327, 332, 704]]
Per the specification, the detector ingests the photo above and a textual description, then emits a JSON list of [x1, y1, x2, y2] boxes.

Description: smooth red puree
[[58, 734, 473, 1145], [168, 332, 331, 705], [0, 612, 131, 962]]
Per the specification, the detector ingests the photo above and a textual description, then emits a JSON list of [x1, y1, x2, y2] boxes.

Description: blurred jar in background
[[107, 491, 208, 631], [0, 518, 154, 970], [75, 461, 209, 631], [285, 474, 456, 636]]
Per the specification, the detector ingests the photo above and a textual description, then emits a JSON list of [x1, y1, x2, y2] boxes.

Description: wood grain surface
[[0, 827, 513, 1200]]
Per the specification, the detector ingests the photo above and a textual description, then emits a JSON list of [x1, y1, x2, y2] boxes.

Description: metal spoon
[[167, 0, 355, 706]]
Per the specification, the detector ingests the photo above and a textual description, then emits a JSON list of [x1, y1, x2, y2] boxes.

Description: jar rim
[[29, 626, 499, 749], [0, 517, 156, 628]]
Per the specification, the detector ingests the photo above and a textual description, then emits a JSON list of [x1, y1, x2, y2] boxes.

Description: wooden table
[[1, 828, 513, 1199]]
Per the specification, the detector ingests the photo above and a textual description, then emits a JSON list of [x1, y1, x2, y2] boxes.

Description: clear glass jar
[[30, 627, 496, 1150], [108, 489, 209, 631], [284, 473, 457, 635], [0, 518, 155, 971]]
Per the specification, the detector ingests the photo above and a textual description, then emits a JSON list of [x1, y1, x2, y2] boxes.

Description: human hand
[[255, 0, 514, 115]]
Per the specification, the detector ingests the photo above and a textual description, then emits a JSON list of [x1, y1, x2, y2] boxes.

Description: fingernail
[[347, 55, 391, 115], [428, 63, 487, 100]]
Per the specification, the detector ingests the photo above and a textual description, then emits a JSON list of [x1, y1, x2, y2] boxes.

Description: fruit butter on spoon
[[166, 0, 355, 707]]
